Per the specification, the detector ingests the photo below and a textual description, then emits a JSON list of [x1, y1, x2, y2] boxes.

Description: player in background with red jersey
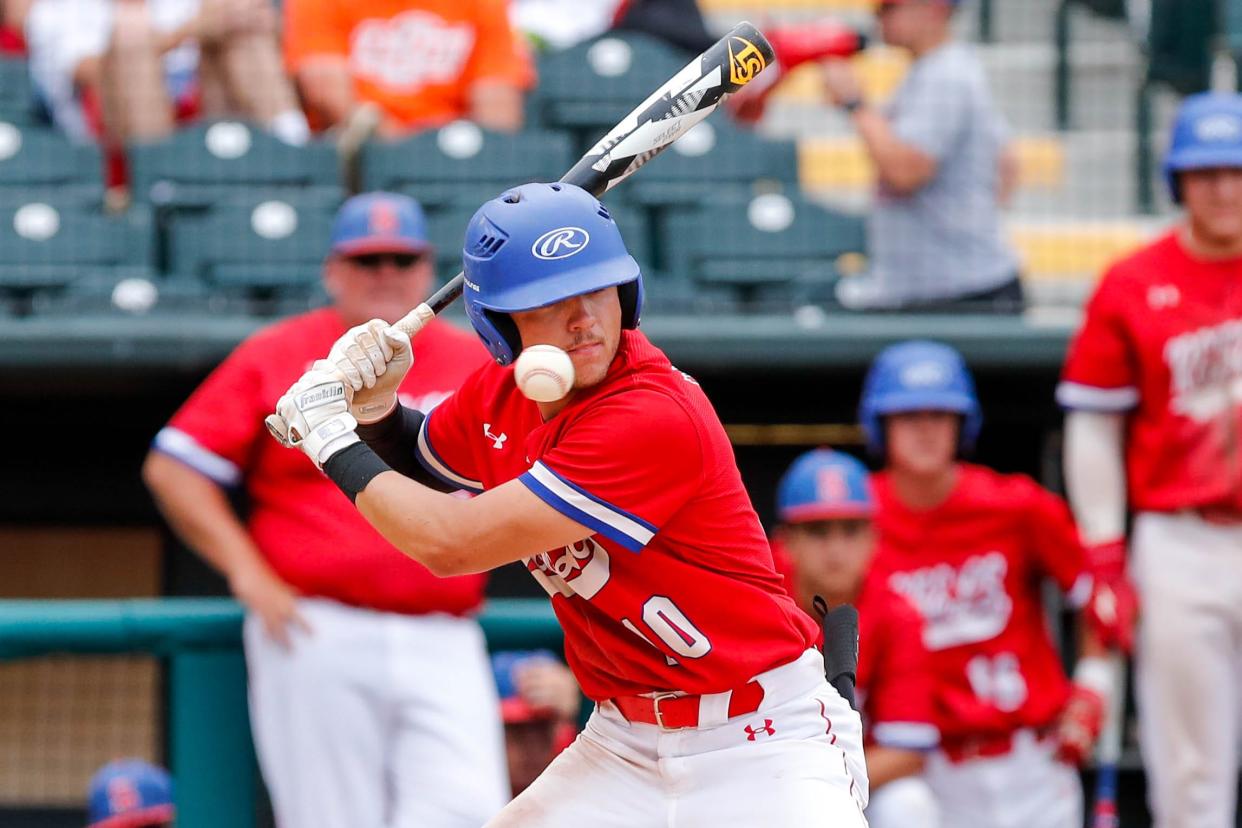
[[1059, 92, 1242, 828], [268, 182, 868, 827], [859, 340, 1122, 828], [143, 193, 506, 828], [773, 448, 940, 828]]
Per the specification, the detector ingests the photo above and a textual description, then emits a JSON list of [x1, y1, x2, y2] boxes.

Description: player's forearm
[[469, 81, 524, 132], [852, 108, 935, 195], [141, 451, 271, 583], [296, 60, 356, 128], [1063, 411, 1127, 544], [355, 404, 455, 491], [862, 745, 925, 790]]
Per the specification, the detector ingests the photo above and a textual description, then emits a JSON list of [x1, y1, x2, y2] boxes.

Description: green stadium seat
[[0, 58, 38, 126], [529, 33, 687, 147], [613, 120, 798, 210], [168, 199, 334, 308], [0, 201, 153, 291], [128, 121, 342, 212], [661, 194, 867, 310], [32, 273, 216, 317], [360, 125, 575, 212], [0, 123, 103, 205]]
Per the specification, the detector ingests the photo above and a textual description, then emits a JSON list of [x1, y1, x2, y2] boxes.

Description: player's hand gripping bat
[[265, 22, 775, 446], [815, 598, 859, 711]]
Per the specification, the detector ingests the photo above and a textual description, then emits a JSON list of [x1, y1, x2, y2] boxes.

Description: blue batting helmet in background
[[87, 759, 175, 828], [777, 449, 874, 523], [1164, 92, 1242, 203], [462, 183, 643, 365], [859, 340, 981, 455], [492, 649, 561, 724]]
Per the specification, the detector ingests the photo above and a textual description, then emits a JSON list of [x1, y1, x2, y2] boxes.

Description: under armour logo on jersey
[[483, 423, 507, 449], [744, 719, 775, 741], [1147, 285, 1180, 310], [532, 227, 590, 260]]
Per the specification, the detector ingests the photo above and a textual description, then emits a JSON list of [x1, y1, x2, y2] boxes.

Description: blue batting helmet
[[777, 449, 874, 523], [1164, 92, 1242, 204], [859, 340, 981, 455], [462, 183, 643, 365], [87, 759, 175, 828]]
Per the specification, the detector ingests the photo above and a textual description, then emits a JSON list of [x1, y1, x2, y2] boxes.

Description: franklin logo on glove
[[297, 385, 346, 410]]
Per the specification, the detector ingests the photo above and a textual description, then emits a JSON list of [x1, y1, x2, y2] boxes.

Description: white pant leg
[[924, 731, 1081, 828], [244, 602, 389, 828], [866, 775, 940, 828], [388, 614, 509, 828], [1132, 513, 1242, 828], [485, 713, 666, 828]]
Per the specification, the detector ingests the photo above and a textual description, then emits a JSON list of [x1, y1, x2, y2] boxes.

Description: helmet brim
[[1165, 146, 1242, 174], [472, 255, 641, 313], [869, 389, 976, 416]]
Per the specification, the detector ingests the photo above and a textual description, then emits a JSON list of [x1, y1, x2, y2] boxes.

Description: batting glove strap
[[323, 441, 393, 503], [274, 369, 360, 469]]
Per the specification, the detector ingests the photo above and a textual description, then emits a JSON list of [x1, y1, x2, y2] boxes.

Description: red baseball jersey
[[155, 308, 490, 614], [1059, 231, 1242, 512], [870, 464, 1091, 742], [773, 544, 939, 751], [419, 330, 819, 701]]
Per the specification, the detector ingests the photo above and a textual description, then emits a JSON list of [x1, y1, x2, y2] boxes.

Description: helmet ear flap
[[485, 309, 523, 365], [618, 279, 643, 329]]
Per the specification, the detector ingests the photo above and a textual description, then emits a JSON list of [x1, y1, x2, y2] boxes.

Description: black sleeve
[[354, 405, 457, 493]]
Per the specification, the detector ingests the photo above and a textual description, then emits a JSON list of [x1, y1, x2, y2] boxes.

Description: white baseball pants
[[485, 648, 868, 828], [1132, 511, 1242, 828], [244, 599, 509, 828]]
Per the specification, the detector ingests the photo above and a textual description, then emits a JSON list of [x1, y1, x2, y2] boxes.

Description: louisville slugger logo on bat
[[728, 36, 767, 85]]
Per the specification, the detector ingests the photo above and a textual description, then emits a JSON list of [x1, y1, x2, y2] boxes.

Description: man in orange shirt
[[284, 0, 534, 135]]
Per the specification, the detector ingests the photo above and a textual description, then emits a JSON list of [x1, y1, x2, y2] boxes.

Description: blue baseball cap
[[493, 649, 560, 723], [330, 192, 431, 257], [87, 760, 175, 828], [777, 449, 875, 523]]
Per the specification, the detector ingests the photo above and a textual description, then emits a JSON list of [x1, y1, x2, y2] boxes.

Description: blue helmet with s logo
[[461, 182, 644, 365]]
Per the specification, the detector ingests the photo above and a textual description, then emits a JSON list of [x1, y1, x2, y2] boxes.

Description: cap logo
[[532, 227, 590, 260], [816, 466, 850, 502], [901, 360, 949, 388], [107, 778, 141, 813], [370, 201, 400, 235]]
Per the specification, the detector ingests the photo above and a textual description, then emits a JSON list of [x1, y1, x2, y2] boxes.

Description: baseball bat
[[266, 22, 774, 445], [389, 20, 776, 338], [818, 600, 860, 711], [1090, 654, 1127, 828]]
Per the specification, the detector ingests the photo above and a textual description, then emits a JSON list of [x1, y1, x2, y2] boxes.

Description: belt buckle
[[652, 692, 686, 731]]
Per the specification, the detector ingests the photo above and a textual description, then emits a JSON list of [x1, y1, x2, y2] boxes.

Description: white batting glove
[[325, 320, 415, 424], [270, 364, 359, 468]]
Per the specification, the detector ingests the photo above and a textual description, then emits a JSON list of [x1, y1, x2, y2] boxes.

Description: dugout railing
[[0, 597, 563, 828]]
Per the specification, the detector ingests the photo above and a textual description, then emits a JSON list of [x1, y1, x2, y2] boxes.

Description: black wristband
[[323, 442, 393, 503]]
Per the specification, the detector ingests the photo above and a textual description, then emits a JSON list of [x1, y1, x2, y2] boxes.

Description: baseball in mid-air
[[514, 344, 575, 402]]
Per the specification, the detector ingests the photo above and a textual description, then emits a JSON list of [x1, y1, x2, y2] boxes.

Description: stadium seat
[[661, 194, 866, 309], [31, 273, 216, 317], [360, 124, 576, 212], [128, 121, 342, 212], [0, 123, 103, 205], [168, 199, 334, 310], [0, 58, 37, 126], [529, 33, 687, 147], [614, 120, 798, 209], [0, 201, 154, 292]]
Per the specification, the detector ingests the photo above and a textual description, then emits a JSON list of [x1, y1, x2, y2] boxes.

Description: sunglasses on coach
[[348, 252, 424, 269]]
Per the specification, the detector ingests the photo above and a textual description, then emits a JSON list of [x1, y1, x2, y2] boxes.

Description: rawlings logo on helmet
[[532, 227, 590, 260], [1195, 114, 1242, 143]]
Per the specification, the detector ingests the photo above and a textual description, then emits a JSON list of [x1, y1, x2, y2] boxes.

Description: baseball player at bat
[[1059, 92, 1242, 828], [858, 340, 1124, 828], [267, 182, 869, 827], [773, 448, 941, 828]]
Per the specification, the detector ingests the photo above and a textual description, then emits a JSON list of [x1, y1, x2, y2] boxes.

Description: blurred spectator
[[859, 340, 1120, 828], [142, 193, 506, 828], [86, 759, 175, 828], [23, 0, 308, 146], [0, 0, 30, 52], [493, 650, 581, 797], [283, 0, 534, 137], [512, 0, 712, 55], [820, 0, 1024, 312], [773, 449, 940, 828]]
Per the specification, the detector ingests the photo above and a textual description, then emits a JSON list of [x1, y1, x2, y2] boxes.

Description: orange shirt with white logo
[[284, 0, 535, 130]]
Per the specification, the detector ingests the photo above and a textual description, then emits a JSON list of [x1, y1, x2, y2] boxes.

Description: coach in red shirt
[[142, 192, 506, 828]]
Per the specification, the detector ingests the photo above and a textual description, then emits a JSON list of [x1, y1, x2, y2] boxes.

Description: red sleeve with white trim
[[156, 339, 269, 486], [866, 586, 940, 751], [418, 379, 484, 494], [519, 391, 703, 552], [1058, 270, 1140, 412], [1022, 480, 1091, 605]]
